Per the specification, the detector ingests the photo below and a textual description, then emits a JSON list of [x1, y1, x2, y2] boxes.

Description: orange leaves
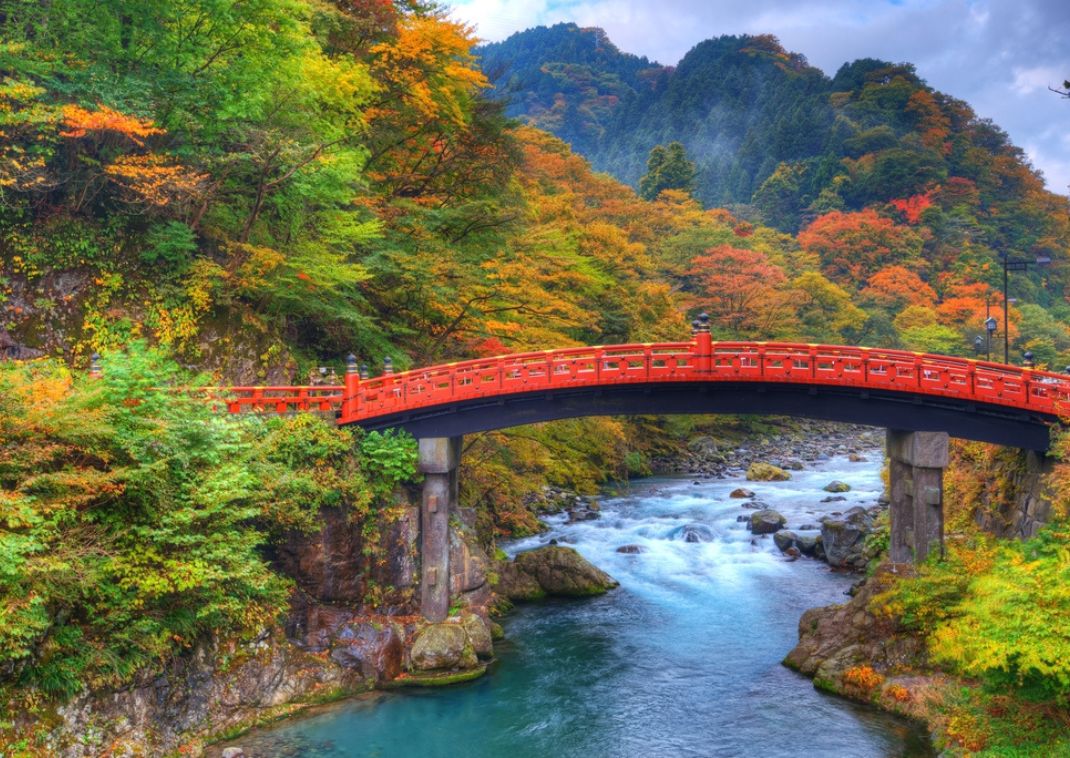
[[60, 104, 163, 146], [799, 208, 924, 283], [368, 14, 487, 127], [843, 665, 884, 691], [689, 245, 789, 333], [104, 154, 206, 209], [862, 265, 936, 310]]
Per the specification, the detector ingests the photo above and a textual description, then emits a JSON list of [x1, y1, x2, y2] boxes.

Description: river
[[222, 452, 934, 757]]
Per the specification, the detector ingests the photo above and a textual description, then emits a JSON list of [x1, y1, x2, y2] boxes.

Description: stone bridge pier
[[887, 429, 949, 563], [417, 436, 462, 621]]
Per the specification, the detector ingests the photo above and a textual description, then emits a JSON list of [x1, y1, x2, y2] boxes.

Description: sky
[[448, 0, 1070, 197]]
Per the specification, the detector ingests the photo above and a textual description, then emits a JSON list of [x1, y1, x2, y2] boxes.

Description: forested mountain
[[479, 24, 1070, 365], [480, 25, 1064, 232]]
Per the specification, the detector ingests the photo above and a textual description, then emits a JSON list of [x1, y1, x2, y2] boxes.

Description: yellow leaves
[[59, 104, 163, 146], [230, 243, 285, 293], [369, 14, 488, 127], [104, 154, 206, 208]]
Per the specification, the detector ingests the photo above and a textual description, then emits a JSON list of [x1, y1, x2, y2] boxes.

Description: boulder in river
[[616, 544, 646, 554], [749, 509, 786, 534], [820, 507, 876, 569], [746, 463, 791, 482], [501, 546, 619, 599], [773, 530, 798, 552], [730, 487, 756, 499], [824, 481, 852, 493], [774, 530, 822, 557], [410, 623, 477, 672]]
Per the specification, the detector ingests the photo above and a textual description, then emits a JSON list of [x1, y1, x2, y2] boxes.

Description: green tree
[[639, 142, 696, 200]]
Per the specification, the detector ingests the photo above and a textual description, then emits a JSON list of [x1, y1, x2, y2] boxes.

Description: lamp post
[[1023, 350, 1035, 369], [973, 335, 984, 356], [998, 252, 1051, 364], [983, 316, 997, 361]]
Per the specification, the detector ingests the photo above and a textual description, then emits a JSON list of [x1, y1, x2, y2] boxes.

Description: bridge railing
[[210, 341, 1070, 423]]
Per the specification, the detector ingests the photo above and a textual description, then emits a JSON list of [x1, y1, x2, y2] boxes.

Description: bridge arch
[[221, 328, 1069, 619]]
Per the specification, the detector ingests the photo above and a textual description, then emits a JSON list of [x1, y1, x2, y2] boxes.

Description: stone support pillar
[[417, 436, 462, 621], [887, 430, 949, 563]]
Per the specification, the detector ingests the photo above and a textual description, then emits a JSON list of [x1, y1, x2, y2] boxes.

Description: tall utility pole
[[999, 252, 1051, 364]]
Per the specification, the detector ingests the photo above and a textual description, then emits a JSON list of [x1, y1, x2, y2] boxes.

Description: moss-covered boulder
[[824, 480, 852, 493], [461, 613, 494, 660], [746, 462, 791, 482], [749, 509, 787, 534], [409, 623, 477, 671], [508, 546, 619, 599], [495, 560, 547, 601]]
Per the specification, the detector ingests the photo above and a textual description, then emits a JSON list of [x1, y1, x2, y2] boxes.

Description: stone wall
[[31, 487, 497, 757], [946, 442, 1056, 540]]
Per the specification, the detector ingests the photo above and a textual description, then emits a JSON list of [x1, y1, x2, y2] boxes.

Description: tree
[[639, 142, 696, 200], [798, 208, 925, 284], [861, 265, 936, 310], [792, 271, 867, 342], [688, 245, 788, 334]]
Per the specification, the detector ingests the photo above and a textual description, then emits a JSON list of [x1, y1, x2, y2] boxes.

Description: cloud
[[449, 0, 1070, 195]]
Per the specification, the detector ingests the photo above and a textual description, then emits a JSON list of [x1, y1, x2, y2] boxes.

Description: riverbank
[[213, 444, 939, 758]]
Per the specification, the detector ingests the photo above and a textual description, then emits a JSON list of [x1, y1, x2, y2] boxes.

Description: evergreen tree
[[639, 141, 696, 200]]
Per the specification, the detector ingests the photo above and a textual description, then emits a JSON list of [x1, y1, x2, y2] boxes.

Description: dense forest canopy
[[3, 3, 1070, 753]]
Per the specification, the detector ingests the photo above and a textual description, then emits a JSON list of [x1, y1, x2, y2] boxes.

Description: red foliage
[[798, 209, 924, 283], [889, 191, 934, 225], [862, 265, 936, 309], [689, 245, 788, 331]]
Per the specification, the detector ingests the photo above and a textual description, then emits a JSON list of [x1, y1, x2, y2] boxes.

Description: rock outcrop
[[496, 546, 618, 601], [784, 565, 926, 688]]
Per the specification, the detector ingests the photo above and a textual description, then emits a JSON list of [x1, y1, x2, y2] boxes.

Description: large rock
[[774, 530, 821, 557], [749, 509, 787, 534], [730, 487, 756, 499], [509, 546, 619, 598], [409, 623, 477, 671], [773, 530, 798, 552], [329, 622, 403, 682], [823, 480, 852, 493], [820, 506, 876, 569], [746, 462, 791, 482], [495, 560, 546, 601], [461, 613, 494, 660]]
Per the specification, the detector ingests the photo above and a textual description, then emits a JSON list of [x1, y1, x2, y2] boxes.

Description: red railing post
[[342, 354, 359, 421], [693, 312, 712, 374]]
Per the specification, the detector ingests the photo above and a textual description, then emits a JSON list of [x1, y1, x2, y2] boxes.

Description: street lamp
[[1023, 350, 1035, 369], [983, 316, 997, 361], [973, 335, 984, 355], [998, 252, 1051, 364]]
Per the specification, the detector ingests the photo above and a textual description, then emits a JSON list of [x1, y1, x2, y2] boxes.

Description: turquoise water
[[220, 455, 933, 757]]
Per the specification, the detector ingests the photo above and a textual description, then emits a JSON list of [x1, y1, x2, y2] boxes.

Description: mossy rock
[[824, 480, 852, 493], [385, 665, 488, 688], [746, 462, 791, 482], [513, 546, 618, 598], [409, 623, 477, 671]]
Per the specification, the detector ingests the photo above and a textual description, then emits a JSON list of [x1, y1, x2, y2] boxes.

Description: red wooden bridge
[[220, 326, 1068, 450]]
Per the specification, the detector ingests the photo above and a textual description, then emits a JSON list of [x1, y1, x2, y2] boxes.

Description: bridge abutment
[[417, 436, 462, 621], [887, 429, 949, 563]]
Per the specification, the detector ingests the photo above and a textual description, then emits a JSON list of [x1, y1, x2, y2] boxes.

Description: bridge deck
[[218, 342, 1069, 426]]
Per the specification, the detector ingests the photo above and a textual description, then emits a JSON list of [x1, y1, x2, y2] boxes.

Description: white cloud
[[449, 0, 1070, 196]]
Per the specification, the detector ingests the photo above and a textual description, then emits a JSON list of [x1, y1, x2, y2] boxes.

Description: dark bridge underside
[[353, 381, 1056, 450]]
